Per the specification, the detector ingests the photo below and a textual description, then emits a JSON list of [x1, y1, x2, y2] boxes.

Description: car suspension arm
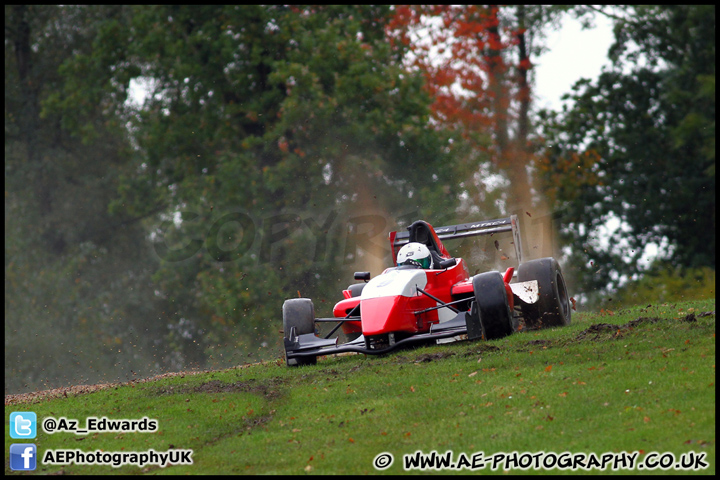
[[413, 296, 469, 315], [416, 287, 460, 313], [320, 304, 360, 339]]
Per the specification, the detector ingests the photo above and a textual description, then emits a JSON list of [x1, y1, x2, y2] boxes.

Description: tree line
[[5, 5, 714, 393]]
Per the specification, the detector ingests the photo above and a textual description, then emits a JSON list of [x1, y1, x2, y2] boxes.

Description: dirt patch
[[4, 370, 215, 406], [398, 343, 502, 364], [575, 317, 662, 341], [5, 364, 262, 406], [155, 377, 286, 401], [514, 338, 558, 352], [627, 316, 662, 327], [414, 351, 456, 363], [243, 414, 273, 431], [461, 344, 502, 357], [5, 382, 121, 407]]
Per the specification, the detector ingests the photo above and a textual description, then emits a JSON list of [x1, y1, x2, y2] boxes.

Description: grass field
[[5, 299, 715, 475]]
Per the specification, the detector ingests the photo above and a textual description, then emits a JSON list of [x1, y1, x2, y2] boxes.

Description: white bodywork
[[509, 280, 539, 304], [360, 269, 427, 300]]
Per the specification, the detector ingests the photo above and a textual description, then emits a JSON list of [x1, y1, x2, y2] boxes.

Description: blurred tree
[[613, 262, 715, 308], [77, 5, 461, 366], [5, 5, 172, 393], [387, 5, 572, 258], [536, 5, 715, 300]]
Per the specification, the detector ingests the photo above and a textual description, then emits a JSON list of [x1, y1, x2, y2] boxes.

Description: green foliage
[[5, 5, 461, 394], [5, 6, 173, 393], [614, 264, 716, 308], [536, 5, 715, 296], [108, 5, 460, 367]]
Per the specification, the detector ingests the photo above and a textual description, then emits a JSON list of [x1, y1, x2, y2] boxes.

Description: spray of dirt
[[347, 172, 393, 276], [502, 142, 560, 262]]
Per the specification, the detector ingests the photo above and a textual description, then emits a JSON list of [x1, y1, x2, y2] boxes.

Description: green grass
[[5, 299, 715, 475]]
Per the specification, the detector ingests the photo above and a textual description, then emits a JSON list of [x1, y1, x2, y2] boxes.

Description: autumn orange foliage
[[388, 4, 547, 226], [387, 5, 528, 163]]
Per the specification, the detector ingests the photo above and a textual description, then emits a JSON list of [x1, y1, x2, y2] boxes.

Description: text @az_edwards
[[42, 416, 157, 435]]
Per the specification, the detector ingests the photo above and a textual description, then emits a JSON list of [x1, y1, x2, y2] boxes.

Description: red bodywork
[[334, 222, 514, 338]]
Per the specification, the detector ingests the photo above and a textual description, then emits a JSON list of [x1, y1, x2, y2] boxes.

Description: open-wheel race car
[[282, 215, 571, 366]]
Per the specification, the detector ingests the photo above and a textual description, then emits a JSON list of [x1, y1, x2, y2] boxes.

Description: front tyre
[[473, 271, 514, 340], [517, 257, 571, 328], [282, 298, 317, 366]]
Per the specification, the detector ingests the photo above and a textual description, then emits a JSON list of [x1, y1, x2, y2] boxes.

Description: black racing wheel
[[282, 298, 317, 366], [517, 257, 571, 328], [473, 271, 514, 340]]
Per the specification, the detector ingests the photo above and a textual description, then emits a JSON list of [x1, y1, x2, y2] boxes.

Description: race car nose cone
[[360, 296, 411, 336], [358, 269, 428, 336]]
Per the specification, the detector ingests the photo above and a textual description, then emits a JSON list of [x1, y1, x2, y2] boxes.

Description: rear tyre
[[473, 272, 514, 340], [517, 257, 571, 328], [282, 298, 317, 366]]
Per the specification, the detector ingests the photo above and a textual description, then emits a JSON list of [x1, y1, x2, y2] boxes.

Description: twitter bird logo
[[10, 412, 37, 439]]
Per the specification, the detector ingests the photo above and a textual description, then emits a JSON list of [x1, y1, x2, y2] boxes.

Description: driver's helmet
[[397, 242, 433, 269]]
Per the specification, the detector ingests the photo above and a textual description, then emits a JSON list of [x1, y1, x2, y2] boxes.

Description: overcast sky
[[531, 13, 667, 270], [533, 14, 615, 111]]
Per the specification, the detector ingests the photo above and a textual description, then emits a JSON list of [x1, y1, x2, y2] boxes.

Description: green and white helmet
[[397, 242, 433, 269]]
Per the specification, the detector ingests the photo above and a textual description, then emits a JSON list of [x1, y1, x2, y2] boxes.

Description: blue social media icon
[[10, 412, 37, 439], [10, 444, 37, 471]]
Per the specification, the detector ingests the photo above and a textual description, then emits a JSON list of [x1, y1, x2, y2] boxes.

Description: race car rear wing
[[390, 215, 523, 265]]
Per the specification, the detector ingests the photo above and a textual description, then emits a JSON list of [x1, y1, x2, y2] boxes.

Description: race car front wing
[[284, 310, 479, 361]]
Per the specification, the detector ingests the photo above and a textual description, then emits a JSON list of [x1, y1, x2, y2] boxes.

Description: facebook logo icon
[[10, 411, 37, 439], [10, 444, 37, 471]]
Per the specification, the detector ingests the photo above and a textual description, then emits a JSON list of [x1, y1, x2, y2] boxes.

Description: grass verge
[[5, 299, 715, 475]]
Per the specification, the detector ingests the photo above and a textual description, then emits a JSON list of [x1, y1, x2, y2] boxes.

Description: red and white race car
[[282, 216, 571, 366]]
